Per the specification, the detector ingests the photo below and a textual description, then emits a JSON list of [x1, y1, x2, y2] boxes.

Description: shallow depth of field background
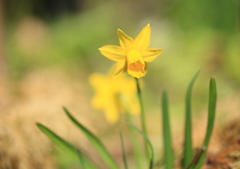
[[0, 0, 239, 168]]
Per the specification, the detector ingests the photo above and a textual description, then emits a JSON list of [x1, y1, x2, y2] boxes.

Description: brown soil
[[203, 120, 240, 169]]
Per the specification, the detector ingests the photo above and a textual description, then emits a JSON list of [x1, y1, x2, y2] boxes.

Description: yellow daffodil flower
[[89, 72, 140, 123], [99, 24, 162, 78]]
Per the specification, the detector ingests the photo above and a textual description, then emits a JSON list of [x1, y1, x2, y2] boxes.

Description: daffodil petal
[[89, 73, 106, 89], [117, 29, 134, 51], [99, 45, 126, 62], [112, 60, 126, 77], [134, 24, 151, 51], [142, 48, 163, 62], [91, 94, 104, 109], [104, 105, 119, 123]]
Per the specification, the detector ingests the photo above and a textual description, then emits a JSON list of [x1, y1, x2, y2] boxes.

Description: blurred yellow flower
[[89, 72, 140, 123], [99, 24, 162, 78]]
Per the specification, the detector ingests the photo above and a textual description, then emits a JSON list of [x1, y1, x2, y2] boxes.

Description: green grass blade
[[194, 78, 217, 169], [161, 91, 174, 169], [183, 70, 199, 168], [120, 132, 128, 169], [127, 121, 154, 169], [63, 107, 119, 169], [77, 149, 86, 169], [36, 123, 97, 169]]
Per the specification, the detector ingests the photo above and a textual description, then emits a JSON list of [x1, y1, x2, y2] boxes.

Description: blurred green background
[[0, 0, 239, 168]]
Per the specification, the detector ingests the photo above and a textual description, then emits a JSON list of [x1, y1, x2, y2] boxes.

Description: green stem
[[126, 112, 145, 169], [135, 78, 150, 159]]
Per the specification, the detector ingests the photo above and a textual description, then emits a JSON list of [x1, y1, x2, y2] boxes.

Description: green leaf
[[36, 123, 97, 169], [120, 132, 128, 169], [183, 70, 199, 168], [193, 78, 217, 169], [127, 121, 154, 169], [63, 107, 119, 169], [77, 149, 86, 169], [161, 91, 174, 169]]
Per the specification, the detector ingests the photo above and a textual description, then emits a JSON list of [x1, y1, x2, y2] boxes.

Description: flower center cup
[[127, 50, 145, 78]]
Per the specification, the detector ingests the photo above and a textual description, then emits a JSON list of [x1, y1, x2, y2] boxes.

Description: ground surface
[[0, 69, 240, 169]]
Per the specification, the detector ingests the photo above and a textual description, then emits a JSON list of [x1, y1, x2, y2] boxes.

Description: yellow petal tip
[[117, 29, 122, 33]]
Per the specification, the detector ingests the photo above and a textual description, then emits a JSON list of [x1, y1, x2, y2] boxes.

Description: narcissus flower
[[99, 24, 162, 78], [89, 71, 140, 123]]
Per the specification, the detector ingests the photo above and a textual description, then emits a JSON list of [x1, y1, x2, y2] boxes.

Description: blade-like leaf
[[120, 132, 128, 169], [161, 91, 174, 169], [36, 123, 97, 169], [193, 78, 217, 169], [63, 107, 119, 169], [127, 121, 154, 169], [183, 70, 199, 168], [77, 149, 85, 169]]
